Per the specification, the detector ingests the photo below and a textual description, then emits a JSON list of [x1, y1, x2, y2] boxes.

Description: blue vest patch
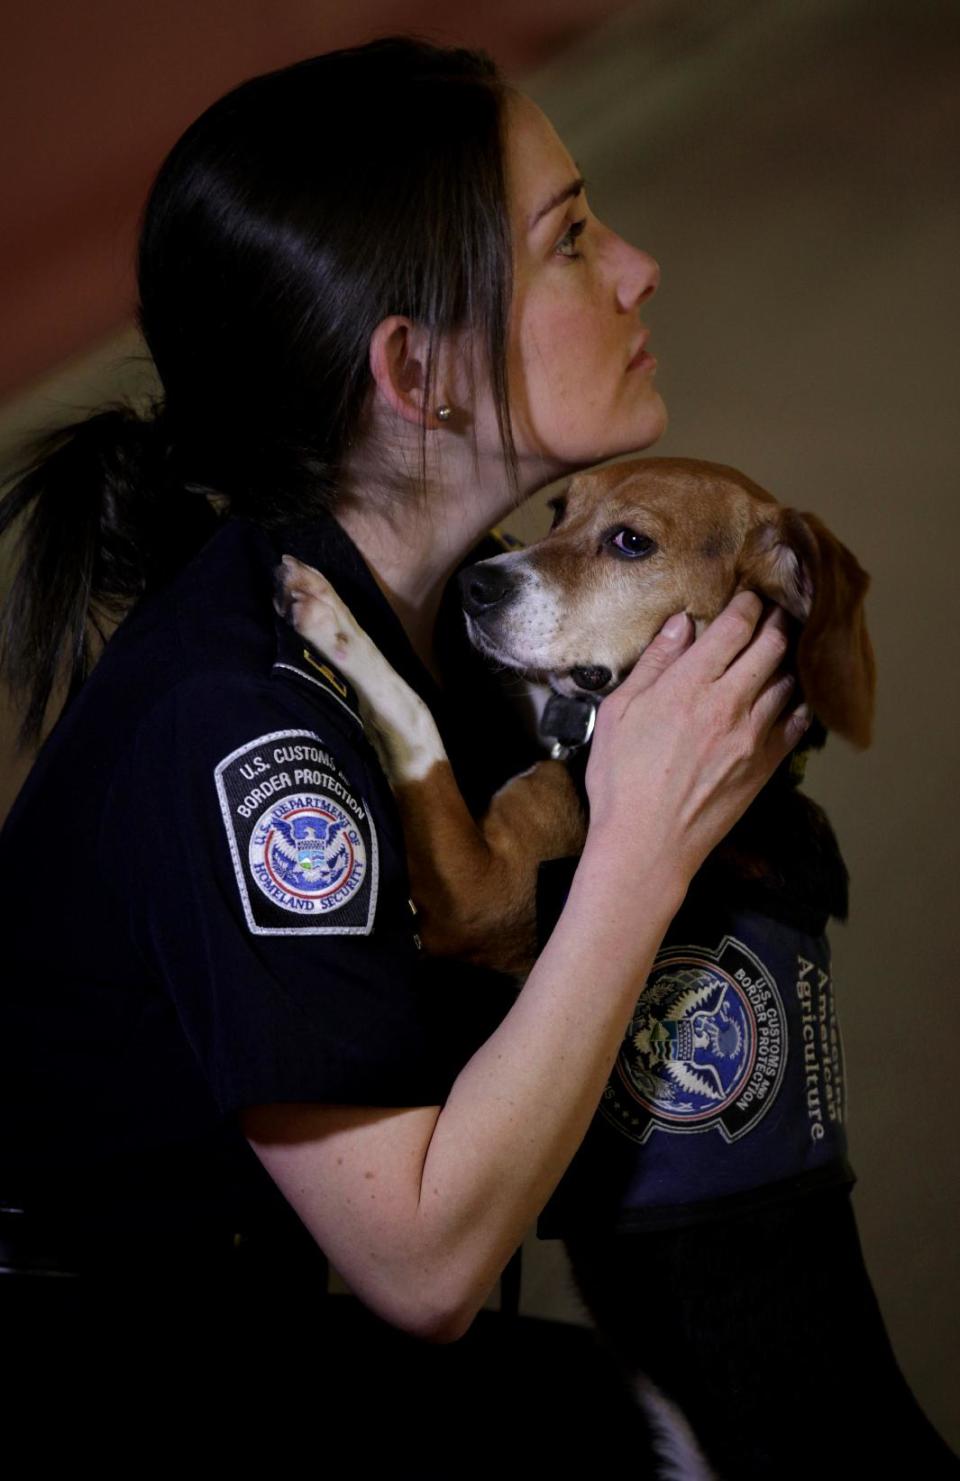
[[539, 899, 851, 1235]]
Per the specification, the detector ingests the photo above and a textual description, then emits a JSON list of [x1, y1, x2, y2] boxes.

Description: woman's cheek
[[511, 290, 607, 450], [532, 358, 586, 435]]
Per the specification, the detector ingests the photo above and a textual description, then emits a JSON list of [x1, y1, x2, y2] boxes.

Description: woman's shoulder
[[114, 637, 394, 892], [71, 512, 375, 782], [3, 534, 394, 888], [125, 649, 382, 842]]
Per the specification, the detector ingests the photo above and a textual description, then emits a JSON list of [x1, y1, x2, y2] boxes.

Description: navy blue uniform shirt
[[0, 512, 537, 1250]]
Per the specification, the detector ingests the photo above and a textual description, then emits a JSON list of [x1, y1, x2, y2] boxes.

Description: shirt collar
[[267, 508, 484, 711]]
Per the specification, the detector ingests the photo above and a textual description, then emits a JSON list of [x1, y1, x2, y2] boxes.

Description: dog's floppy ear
[[737, 508, 876, 747]]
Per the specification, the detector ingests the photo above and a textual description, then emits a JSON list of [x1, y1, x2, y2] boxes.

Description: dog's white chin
[[464, 614, 634, 698], [463, 614, 550, 679]]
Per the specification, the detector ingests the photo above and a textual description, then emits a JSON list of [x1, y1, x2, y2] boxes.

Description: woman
[[0, 36, 805, 1460]]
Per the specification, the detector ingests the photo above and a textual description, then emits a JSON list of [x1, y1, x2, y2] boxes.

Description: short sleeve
[[110, 671, 453, 1115]]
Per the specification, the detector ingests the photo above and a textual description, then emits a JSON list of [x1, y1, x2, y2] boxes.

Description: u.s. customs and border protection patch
[[215, 728, 378, 935], [601, 934, 788, 1145], [538, 907, 851, 1236]]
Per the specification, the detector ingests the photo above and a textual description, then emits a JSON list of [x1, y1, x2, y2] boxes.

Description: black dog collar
[[539, 692, 599, 760]]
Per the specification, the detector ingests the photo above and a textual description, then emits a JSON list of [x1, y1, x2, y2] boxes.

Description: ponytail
[[0, 401, 219, 749]]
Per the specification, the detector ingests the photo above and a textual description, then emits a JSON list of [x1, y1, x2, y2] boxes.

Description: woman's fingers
[[721, 602, 792, 704], [751, 667, 798, 734], [633, 609, 696, 682], [751, 663, 814, 772], [618, 592, 788, 711], [613, 610, 695, 698], [682, 589, 768, 682], [772, 698, 814, 752]]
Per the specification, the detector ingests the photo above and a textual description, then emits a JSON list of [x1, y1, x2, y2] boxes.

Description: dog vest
[[538, 878, 854, 1235]]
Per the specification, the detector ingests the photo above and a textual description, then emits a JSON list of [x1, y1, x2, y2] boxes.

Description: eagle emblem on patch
[[601, 934, 787, 1145], [215, 728, 378, 934]]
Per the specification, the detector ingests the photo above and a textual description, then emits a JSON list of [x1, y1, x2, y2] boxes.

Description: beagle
[[274, 457, 954, 1479], [277, 455, 875, 978]]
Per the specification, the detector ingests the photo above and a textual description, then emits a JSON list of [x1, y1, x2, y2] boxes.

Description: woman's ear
[[368, 315, 449, 430], [738, 508, 876, 748]]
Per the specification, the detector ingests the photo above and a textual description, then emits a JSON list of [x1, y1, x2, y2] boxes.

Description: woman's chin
[[590, 398, 668, 464], [518, 396, 668, 488], [631, 391, 668, 450], [593, 391, 669, 462]]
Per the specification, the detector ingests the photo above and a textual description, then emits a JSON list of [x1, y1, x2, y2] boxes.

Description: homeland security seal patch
[[215, 728, 378, 935], [601, 934, 787, 1145]]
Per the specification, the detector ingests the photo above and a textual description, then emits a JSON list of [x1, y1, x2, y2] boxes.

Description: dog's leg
[[277, 555, 448, 786], [278, 556, 585, 974], [632, 1377, 719, 1481], [401, 754, 586, 974]]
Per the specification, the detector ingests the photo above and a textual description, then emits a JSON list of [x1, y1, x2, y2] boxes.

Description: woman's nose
[[616, 243, 660, 313]]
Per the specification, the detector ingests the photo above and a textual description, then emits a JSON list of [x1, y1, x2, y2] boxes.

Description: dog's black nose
[[458, 563, 515, 616]]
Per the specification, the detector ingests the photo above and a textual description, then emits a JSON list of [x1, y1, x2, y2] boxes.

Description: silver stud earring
[[436, 404, 452, 421]]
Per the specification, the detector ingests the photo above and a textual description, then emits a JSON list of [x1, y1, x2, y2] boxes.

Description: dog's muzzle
[[458, 564, 517, 616]]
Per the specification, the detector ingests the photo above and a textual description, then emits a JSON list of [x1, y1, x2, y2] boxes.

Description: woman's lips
[[628, 345, 657, 372]]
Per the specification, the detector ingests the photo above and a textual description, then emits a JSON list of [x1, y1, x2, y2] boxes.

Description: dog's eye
[[547, 497, 567, 531], [606, 527, 657, 560]]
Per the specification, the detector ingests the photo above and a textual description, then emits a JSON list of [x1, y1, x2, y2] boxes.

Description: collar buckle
[[539, 692, 598, 759]]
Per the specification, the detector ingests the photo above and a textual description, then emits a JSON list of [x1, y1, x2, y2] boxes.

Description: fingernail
[[662, 612, 689, 640], [792, 702, 812, 729]]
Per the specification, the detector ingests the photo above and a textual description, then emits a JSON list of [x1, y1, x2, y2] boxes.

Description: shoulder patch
[[215, 728, 378, 935], [272, 618, 363, 730]]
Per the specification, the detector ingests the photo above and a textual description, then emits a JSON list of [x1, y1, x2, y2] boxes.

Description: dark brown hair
[[0, 36, 519, 746]]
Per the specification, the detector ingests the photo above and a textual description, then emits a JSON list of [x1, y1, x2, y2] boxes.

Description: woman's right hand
[[582, 590, 809, 894]]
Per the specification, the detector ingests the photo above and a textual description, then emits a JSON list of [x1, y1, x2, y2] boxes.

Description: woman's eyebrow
[[529, 172, 586, 232]]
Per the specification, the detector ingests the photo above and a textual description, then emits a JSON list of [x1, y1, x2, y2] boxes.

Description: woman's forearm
[[243, 838, 684, 1342], [407, 833, 686, 1337]]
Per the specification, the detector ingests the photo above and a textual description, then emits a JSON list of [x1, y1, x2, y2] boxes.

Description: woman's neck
[[332, 427, 566, 682], [332, 497, 492, 686]]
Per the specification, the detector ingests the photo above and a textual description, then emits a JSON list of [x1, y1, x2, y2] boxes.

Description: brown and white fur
[[276, 459, 960, 1477], [277, 456, 875, 977]]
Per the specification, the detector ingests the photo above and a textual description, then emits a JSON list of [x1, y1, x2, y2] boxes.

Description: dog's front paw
[[274, 555, 363, 665]]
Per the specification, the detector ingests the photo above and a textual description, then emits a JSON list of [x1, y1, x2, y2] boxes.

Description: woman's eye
[[607, 528, 657, 559], [555, 218, 587, 260]]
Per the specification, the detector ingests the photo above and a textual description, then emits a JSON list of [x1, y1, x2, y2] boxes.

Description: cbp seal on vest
[[215, 727, 379, 935], [601, 934, 787, 1145]]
